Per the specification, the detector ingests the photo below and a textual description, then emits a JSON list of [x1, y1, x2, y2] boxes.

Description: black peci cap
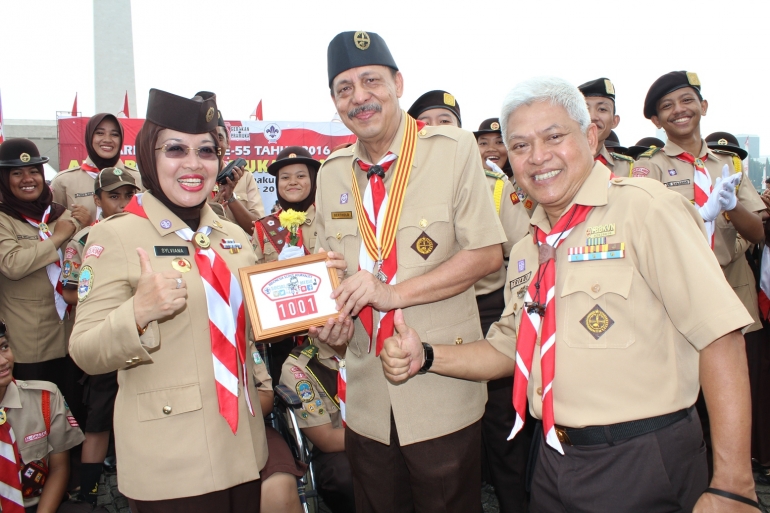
[[473, 118, 502, 138], [327, 31, 398, 87], [604, 130, 627, 154], [706, 131, 748, 160], [146, 89, 218, 134], [626, 137, 666, 160], [643, 71, 702, 119], [267, 146, 322, 177], [578, 77, 615, 101], [407, 90, 462, 127], [0, 138, 49, 167]]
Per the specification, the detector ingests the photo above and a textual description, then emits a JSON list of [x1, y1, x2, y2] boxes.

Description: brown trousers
[[345, 415, 482, 513], [530, 408, 707, 513], [127, 479, 261, 513]]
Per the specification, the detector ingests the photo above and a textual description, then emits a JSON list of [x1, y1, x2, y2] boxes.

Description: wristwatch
[[227, 194, 239, 204], [418, 342, 433, 374]]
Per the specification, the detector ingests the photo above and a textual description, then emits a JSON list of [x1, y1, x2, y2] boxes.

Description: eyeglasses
[[155, 144, 221, 161]]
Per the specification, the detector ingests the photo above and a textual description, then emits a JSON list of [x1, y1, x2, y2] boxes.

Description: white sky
[[2, 0, 769, 154]]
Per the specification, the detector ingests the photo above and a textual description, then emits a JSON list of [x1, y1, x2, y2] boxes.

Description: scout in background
[[0, 139, 90, 426], [60, 168, 139, 508], [0, 319, 85, 513], [578, 77, 635, 177], [51, 113, 142, 226], [279, 341, 355, 513], [473, 116, 531, 513], [406, 89, 463, 129]]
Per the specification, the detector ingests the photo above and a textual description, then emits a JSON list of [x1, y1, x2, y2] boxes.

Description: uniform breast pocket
[[136, 384, 202, 422], [397, 204, 451, 268], [325, 219, 359, 260], [559, 266, 635, 349]]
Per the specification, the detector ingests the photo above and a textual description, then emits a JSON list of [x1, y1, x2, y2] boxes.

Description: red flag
[[256, 100, 263, 121], [118, 91, 130, 118], [0, 89, 4, 144], [71, 93, 78, 117]]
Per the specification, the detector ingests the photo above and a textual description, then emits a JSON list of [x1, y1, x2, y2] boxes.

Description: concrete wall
[[4, 120, 60, 170]]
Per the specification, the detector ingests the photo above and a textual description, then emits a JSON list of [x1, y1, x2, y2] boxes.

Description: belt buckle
[[555, 426, 572, 446]]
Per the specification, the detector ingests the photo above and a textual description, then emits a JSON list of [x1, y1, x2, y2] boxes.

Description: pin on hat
[[95, 167, 139, 193], [578, 77, 616, 101], [473, 118, 503, 138], [706, 131, 748, 160], [327, 31, 398, 87], [146, 89, 219, 134], [0, 139, 49, 168], [407, 90, 462, 127], [643, 71, 703, 119]]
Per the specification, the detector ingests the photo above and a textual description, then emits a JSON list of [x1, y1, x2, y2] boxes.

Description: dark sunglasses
[[155, 144, 221, 161]]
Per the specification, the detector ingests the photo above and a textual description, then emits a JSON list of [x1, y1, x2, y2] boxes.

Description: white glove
[[278, 244, 305, 261], [698, 176, 723, 222], [716, 165, 741, 211], [486, 159, 504, 174]]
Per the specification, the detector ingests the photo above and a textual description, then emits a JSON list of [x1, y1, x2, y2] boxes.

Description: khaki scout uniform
[[2, 379, 85, 508], [0, 210, 81, 363], [597, 144, 635, 177], [487, 164, 752, 428], [51, 159, 143, 225], [315, 116, 506, 445], [68, 192, 268, 501], [279, 343, 342, 429], [255, 205, 318, 263], [475, 172, 530, 297], [633, 140, 765, 332]]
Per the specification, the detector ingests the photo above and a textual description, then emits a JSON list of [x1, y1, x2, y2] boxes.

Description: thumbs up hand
[[381, 309, 424, 384], [133, 247, 187, 328]]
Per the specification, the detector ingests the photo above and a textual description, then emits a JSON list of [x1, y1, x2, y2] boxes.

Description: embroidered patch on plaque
[[78, 265, 94, 302], [580, 304, 614, 340], [296, 380, 315, 403], [84, 245, 104, 259], [411, 231, 438, 260]]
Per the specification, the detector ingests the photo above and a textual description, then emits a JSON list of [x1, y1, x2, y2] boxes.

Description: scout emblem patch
[[296, 380, 315, 403], [354, 31, 370, 50], [668, 169, 677, 176], [160, 219, 172, 229], [340, 193, 348, 204], [517, 259, 525, 272], [411, 232, 437, 260], [62, 261, 72, 278], [172, 258, 192, 273], [252, 351, 263, 365], [580, 304, 614, 340], [0, 407, 6, 425], [78, 265, 94, 302]]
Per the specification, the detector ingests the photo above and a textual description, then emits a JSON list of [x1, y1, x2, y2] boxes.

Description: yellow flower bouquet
[[278, 209, 307, 247]]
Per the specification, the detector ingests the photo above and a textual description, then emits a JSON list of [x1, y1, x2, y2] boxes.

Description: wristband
[[418, 342, 433, 374], [705, 488, 760, 510]]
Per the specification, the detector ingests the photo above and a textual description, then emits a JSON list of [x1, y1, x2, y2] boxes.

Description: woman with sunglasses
[[0, 139, 89, 419], [52, 113, 142, 226], [67, 89, 270, 512]]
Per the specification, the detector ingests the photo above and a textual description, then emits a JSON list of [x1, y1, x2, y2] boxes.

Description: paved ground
[[77, 466, 770, 512]]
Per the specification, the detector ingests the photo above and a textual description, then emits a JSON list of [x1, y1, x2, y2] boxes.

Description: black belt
[[555, 406, 693, 447]]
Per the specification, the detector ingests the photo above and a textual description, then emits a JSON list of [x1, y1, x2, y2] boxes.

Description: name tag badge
[[154, 246, 190, 257], [331, 211, 353, 220]]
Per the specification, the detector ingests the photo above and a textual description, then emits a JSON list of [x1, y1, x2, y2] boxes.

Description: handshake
[[698, 165, 742, 222]]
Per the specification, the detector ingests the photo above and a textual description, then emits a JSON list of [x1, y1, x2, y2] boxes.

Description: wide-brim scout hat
[[147, 89, 218, 133], [578, 77, 616, 101], [0, 138, 49, 167], [643, 71, 702, 119], [267, 146, 321, 177], [407, 90, 462, 127], [95, 167, 140, 193], [327, 31, 398, 87], [706, 131, 748, 160], [626, 137, 665, 160], [473, 118, 502, 138]]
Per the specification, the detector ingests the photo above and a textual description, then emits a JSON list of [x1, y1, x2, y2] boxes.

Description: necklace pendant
[[375, 260, 388, 283]]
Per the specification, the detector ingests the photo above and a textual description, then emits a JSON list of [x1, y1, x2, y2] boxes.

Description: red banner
[[57, 118, 356, 209]]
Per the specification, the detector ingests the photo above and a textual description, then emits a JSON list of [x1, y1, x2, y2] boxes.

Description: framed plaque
[[240, 253, 341, 340]]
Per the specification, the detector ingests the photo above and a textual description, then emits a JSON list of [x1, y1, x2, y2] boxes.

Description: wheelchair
[[260, 341, 319, 513]]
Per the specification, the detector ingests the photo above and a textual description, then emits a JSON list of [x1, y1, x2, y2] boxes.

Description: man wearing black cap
[[578, 78, 634, 176], [407, 90, 462, 127], [316, 30, 506, 512], [633, 72, 765, 328]]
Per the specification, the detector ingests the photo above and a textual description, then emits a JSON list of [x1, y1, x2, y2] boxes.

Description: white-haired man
[[381, 76, 758, 512]]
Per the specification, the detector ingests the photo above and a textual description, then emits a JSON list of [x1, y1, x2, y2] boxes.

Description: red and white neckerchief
[[510, 203, 594, 455], [0, 409, 25, 513], [332, 356, 346, 427], [124, 194, 253, 433], [80, 161, 100, 179], [676, 152, 715, 248], [22, 206, 68, 319], [355, 154, 398, 354]]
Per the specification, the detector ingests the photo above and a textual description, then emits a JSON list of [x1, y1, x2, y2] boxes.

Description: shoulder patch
[[637, 147, 661, 159], [610, 152, 634, 163], [484, 169, 506, 180], [78, 265, 94, 302], [84, 245, 104, 259]]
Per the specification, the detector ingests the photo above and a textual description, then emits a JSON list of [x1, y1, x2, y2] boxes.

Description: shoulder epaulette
[[19, 380, 59, 393], [637, 147, 661, 159], [484, 169, 506, 180], [54, 167, 81, 177], [323, 144, 355, 164], [610, 152, 635, 163], [301, 344, 319, 359], [417, 125, 461, 141]]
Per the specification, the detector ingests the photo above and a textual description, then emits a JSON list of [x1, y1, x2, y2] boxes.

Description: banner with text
[[57, 118, 356, 211]]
